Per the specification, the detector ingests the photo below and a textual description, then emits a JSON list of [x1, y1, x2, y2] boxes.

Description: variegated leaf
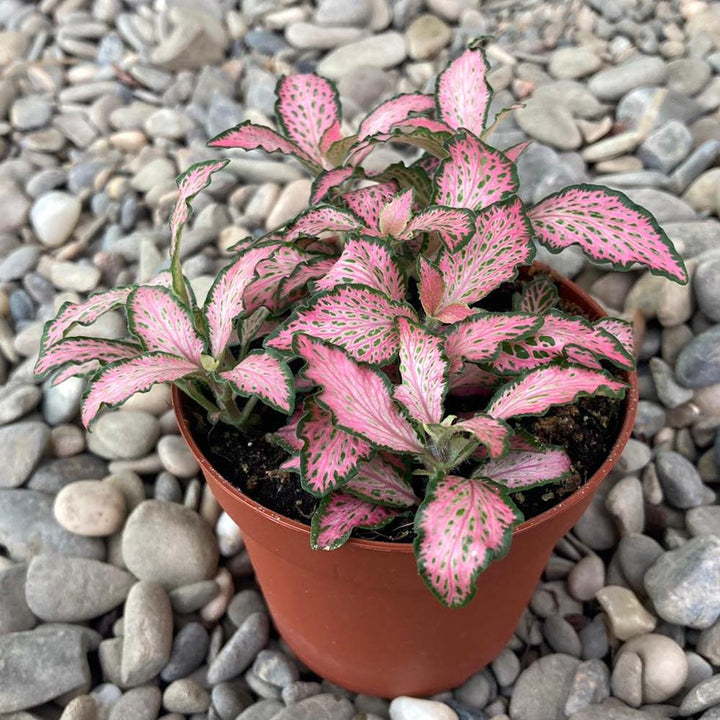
[[82, 353, 199, 427], [220, 350, 294, 414], [275, 74, 342, 167], [480, 448, 572, 491], [128, 286, 204, 364], [35, 338, 141, 380], [529, 184, 688, 283], [453, 415, 510, 458], [373, 162, 434, 206], [311, 492, 399, 550], [314, 237, 406, 301], [280, 455, 300, 472], [284, 205, 361, 242], [205, 245, 276, 357], [435, 46, 492, 137], [294, 334, 424, 453], [444, 312, 542, 373], [358, 93, 435, 141], [493, 311, 634, 374], [43, 287, 134, 347], [564, 345, 603, 370], [297, 399, 374, 495], [345, 455, 418, 508], [433, 133, 518, 211], [595, 317, 635, 356], [488, 365, 627, 420], [503, 140, 532, 162], [423, 198, 534, 322], [271, 411, 303, 452], [170, 160, 230, 276], [243, 246, 321, 314], [394, 317, 447, 425], [415, 475, 519, 607], [448, 363, 500, 396], [513, 275, 559, 313], [267, 285, 416, 365], [405, 206, 474, 250], [278, 257, 337, 303], [342, 182, 398, 229], [378, 188, 413, 237], [310, 166, 355, 204], [208, 121, 316, 167], [53, 360, 98, 384]]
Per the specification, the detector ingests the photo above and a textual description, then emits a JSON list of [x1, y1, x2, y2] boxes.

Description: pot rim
[[173, 264, 639, 555]]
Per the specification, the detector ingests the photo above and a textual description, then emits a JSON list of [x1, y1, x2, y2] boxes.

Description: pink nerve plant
[[37, 42, 687, 607]]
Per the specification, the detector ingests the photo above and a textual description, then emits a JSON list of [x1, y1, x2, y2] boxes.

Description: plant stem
[[178, 380, 221, 418], [237, 395, 259, 426]]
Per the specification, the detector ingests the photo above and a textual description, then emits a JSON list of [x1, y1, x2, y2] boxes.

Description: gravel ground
[[2, 0, 720, 718]]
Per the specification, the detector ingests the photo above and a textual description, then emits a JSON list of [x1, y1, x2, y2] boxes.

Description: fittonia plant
[[36, 42, 688, 607]]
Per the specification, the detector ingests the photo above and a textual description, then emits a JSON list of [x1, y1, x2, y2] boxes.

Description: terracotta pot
[[173, 266, 638, 698]]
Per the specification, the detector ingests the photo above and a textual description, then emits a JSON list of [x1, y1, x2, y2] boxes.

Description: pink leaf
[[314, 237, 406, 301], [53, 360, 99, 384], [426, 198, 534, 322], [418, 257, 446, 319], [481, 448, 572, 490], [493, 312, 635, 374], [405, 206, 474, 250], [208, 121, 316, 167], [529, 184, 688, 282], [278, 257, 337, 302], [170, 159, 230, 266], [454, 415, 510, 458], [280, 456, 300, 472], [503, 141, 532, 162], [434, 133, 518, 211], [514, 275, 559, 313], [435, 46, 492, 137], [205, 245, 276, 357], [268, 286, 417, 365], [43, 287, 133, 347], [311, 492, 399, 550], [565, 346, 603, 370], [297, 399, 374, 495], [82, 353, 199, 427], [342, 182, 398, 230], [358, 93, 435, 141], [243, 246, 321, 314], [276, 74, 342, 168], [345, 455, 418, 508], [128, 286, 204, 364], [310, 167, 355, 204], [35, 338, 141, 379], [284, 206, 361, 242], [444, 312, 541, 374], [595, 317, 635, 356], [394, 318, 448, 425], [449, 363, 500, 396], [378, 188, 413, 237], [294, 335, 424, 453], [272, 413, 303, 452], [488, 365, 627, 420], [220, 350, 293, 414], [416, 475, 519, 607]]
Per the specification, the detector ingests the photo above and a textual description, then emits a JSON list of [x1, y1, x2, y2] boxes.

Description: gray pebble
[[633, 401, 667, 439], [610, 651, 642, 707], [544, 616, 582, 657], [588, 57, 668, 102], [454, 670, 493, 709], [0, 384, 41, 425], [655, 450, 705, 508], [169, 580, 220, 614], [606, 476, 645, 535], [617, 534, 664, 596], [650, 358, 694, 409], [509, 654, 579, 720], [0, 627, 91, 712], [108, 686, 162, 720], [163, 678, 211, 714], [121, 581, 173, 686], [162, 622, 210, 682], [574, 495, 618, 551], [0, 563, 35, 633], [580, 615, 610, 660], [695, 258, 720, 322], [236, 699, 284, 719], [564, 659, 610, 716], [0, 421, 49, 488], [88, 411, 160, 460], [680, 675, 720, 715], [491, 647, 520, 687], [252, 649, 299, 688], [211, 682, 252, 720], [0, 488, 105, 561], [29, 454, 107, 493], [645, 535, 720, 628], [638, 121, 693, 174], [207, 612, 270, 685], [227, 590, 267, 628], [25, 554, 134, 622], [676, 326, 720, 389]]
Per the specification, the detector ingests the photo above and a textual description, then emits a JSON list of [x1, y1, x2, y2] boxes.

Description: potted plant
[[36, 43, 687, 697]]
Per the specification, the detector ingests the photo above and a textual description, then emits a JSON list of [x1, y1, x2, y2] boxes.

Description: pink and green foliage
[[529, 185, 688, 282], [493, 311, 635, 374], [415, 476, 517, 607], [38, 41, 690, 608], [311, 492, 400, 550], [420, 198, 534, 322], [297, 399, 374, 496], [514, 274, 559, 313], [267, 286, 417, 365]]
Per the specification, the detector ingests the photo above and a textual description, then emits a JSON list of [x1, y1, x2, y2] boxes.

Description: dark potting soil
[[189, 392, 624, 543]]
